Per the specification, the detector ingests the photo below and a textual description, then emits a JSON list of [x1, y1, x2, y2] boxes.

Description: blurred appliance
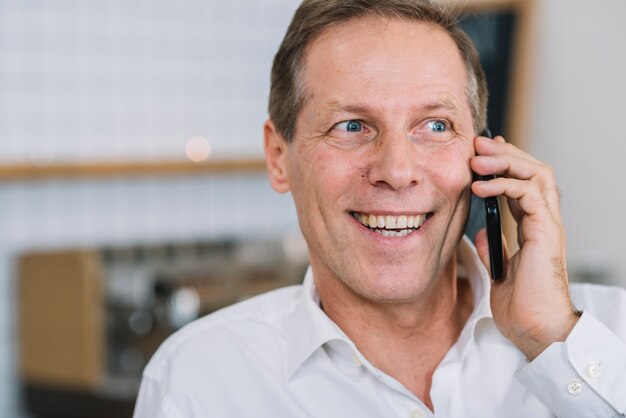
[[18, 235, 308, 418]]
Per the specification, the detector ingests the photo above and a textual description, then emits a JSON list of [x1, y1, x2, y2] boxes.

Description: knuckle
[[503, 142, 516, 152], [538, 163, 556, 181]]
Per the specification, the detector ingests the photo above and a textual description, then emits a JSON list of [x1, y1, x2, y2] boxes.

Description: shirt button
[[351, 354, 362, 367], [567, 381, 583, 396], [410, 408, 425, 418], [587, 363, 601, 378]]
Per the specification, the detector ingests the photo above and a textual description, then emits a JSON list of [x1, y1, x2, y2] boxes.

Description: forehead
[[300, 16, 470, 117]]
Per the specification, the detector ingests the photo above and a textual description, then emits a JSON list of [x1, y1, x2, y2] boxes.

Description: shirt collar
[[457, 235, 493, 325], [285, 236, 493, 379], [285, 268, 349, 379], [454, 236, 495, 355]]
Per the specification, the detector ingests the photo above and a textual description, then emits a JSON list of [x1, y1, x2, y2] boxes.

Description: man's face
[[268, 17, 476, 303]]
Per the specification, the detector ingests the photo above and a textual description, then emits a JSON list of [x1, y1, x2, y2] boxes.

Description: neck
[[316, 255, 474, 410]]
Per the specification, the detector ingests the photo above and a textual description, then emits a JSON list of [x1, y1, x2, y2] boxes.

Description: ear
[[264, 119, 290, 193]]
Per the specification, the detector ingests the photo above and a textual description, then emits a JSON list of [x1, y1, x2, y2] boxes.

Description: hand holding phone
[[473, 131, 577, 360]]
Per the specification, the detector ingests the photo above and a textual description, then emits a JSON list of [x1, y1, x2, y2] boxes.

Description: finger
[[474, 228, 491, 275], [471, 155, 561, 216], [471, 154, 551, 183], [507, 196, 525, 225], [501, 231, 511, 280], [472, 177, 560, 224], [475, 136, 540, 164], [502, 231, 511, 259], [472, 177, 561, 223]]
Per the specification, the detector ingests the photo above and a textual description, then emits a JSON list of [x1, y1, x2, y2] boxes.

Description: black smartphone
[[480, 129, 504, 281]]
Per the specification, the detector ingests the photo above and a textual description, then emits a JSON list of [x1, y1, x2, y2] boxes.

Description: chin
[[344, 264, 438, 304]]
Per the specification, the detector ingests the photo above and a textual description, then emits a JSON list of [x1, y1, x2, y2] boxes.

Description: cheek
[[427, 146, 473, 194], [288, 142, 359, 211], [302, 142, 362, 186]]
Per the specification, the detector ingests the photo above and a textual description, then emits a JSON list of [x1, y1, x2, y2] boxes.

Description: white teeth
[[354, 211, 429, 235], [373, 228, 412, 237]]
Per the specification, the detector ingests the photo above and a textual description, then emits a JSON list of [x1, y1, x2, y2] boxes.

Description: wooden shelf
[[0, 158, 267, 182]]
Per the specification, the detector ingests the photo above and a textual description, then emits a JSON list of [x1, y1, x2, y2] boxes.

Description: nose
[[367, 132, 422, 190]]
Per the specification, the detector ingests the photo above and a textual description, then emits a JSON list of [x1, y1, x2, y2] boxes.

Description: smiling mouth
[[350, 212, 431, 237]]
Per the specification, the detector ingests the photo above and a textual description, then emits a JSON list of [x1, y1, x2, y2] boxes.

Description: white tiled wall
[[0, 0, 300, 162], [0, 1, 301, 416]]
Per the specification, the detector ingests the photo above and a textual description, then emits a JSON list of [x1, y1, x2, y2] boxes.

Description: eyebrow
[[421, 99, 459, 113], [316, 102, 369, 126], [316, 98, 461, 127]]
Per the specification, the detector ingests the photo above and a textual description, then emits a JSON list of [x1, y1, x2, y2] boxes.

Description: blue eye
[[428, 120, 448, 133], [337, 120, 363, 132]]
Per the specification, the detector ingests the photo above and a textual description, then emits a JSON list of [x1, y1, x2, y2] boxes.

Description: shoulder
[[570, 281, 626, 309], [570, 282, 626, 333], [143, 284, 302, 384]]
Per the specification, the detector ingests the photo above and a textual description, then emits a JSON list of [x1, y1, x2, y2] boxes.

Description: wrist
[[513, 311, 581, 361]]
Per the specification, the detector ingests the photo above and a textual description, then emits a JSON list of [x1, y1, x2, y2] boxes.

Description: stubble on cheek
[[290, 137, 372, 284], [422, 143, 474, 260]]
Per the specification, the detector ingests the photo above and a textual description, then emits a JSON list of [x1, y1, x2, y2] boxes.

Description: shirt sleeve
[[515, 312, 626, 418], [133, 375, 183, 418]]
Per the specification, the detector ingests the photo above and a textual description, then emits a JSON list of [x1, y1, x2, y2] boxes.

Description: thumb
[[474, 228, 491, 276]]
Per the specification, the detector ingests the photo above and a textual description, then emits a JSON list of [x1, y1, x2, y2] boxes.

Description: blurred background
[[1, 0, 625, 417]]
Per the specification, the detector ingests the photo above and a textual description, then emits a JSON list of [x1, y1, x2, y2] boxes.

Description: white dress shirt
[[134, 237, 626, 417]]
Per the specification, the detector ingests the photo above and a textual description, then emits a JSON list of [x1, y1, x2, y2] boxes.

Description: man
[[134, 1, 626, 416]]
